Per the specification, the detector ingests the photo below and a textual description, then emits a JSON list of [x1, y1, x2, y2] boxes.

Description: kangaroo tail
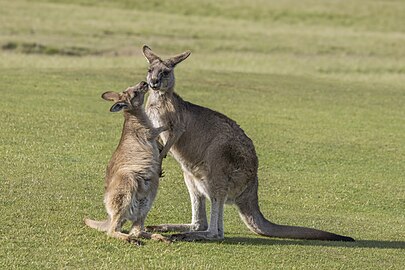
[[235, 181, 354, 242], [84, 218, 110, 232]]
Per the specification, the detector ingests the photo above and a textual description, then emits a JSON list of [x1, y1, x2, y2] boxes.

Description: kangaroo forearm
[[159, 128, 184, 160]]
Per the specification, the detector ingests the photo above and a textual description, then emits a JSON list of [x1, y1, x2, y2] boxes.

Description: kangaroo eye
[[162, 70, 170, 76]]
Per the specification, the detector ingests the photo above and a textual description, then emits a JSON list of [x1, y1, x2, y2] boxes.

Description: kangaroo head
[[101, 81, 149, 112], [142, 45, 191, 93]]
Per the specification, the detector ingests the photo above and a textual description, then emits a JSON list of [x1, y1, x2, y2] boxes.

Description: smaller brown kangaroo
[[84, 81, 171, 245]]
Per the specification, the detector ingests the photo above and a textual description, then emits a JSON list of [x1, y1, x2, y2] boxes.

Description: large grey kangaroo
[[142, 45, 354, 242], [85, 81, 171, 245]]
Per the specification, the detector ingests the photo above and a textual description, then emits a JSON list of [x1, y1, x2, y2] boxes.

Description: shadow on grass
[[221, 237, 405, 249]]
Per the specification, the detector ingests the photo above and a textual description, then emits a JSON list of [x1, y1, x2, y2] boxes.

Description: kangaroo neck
[[122, 109, 150, 136], [147, 88, 182, 114], [148, 88, 175, 105], [146, 88, 187, 143]]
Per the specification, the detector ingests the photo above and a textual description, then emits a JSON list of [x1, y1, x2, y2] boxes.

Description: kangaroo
[[84, 81, 171, 245], [141, 45, 354, 242]]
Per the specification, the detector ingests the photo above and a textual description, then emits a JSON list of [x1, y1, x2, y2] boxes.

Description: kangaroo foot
[[133, 230, 172, 244], [145, 223, 203, 233], [150, 233, 172, 244], [170, 231, 223, 242], [127, 235, 143, 246]]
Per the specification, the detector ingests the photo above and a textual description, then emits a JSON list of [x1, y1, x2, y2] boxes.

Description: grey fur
[[142, 46, 354, 242]]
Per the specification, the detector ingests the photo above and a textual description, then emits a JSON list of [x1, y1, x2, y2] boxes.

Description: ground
[[0, 0, 404, 269]]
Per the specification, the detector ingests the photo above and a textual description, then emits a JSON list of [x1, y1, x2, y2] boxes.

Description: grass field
[[0, 0, 404, 269]]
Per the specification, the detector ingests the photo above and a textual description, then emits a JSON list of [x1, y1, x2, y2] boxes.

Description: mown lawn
[[0, 0, 404, 269]]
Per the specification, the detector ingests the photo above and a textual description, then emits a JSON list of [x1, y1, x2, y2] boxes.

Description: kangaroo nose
[[149, 78, 161, 89]]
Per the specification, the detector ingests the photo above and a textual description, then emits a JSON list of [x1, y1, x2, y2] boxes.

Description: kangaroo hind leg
[[170, 195, 225, 242], [146, 171, 208, 233]]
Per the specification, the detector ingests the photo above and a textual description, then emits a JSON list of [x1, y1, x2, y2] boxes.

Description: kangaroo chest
[[146, 97, 209, 177], [146, 101, 174, 145]]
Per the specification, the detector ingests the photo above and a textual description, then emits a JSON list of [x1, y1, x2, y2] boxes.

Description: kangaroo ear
[[102, 91, 120, 102], [110, 102, 127, 112], [142, 45, 161, 63], [165, 50, 191, 67]]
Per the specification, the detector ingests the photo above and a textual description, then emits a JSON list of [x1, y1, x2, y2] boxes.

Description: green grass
[[0, 0, 404, 269]]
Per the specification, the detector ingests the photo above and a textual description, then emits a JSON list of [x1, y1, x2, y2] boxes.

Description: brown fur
[[142, 45, 354, 242], [84, 81, 171, 245]]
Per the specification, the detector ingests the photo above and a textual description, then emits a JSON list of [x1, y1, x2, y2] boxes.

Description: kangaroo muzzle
[[139, 81, 149, 92], [149, 78, 161, 90]]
